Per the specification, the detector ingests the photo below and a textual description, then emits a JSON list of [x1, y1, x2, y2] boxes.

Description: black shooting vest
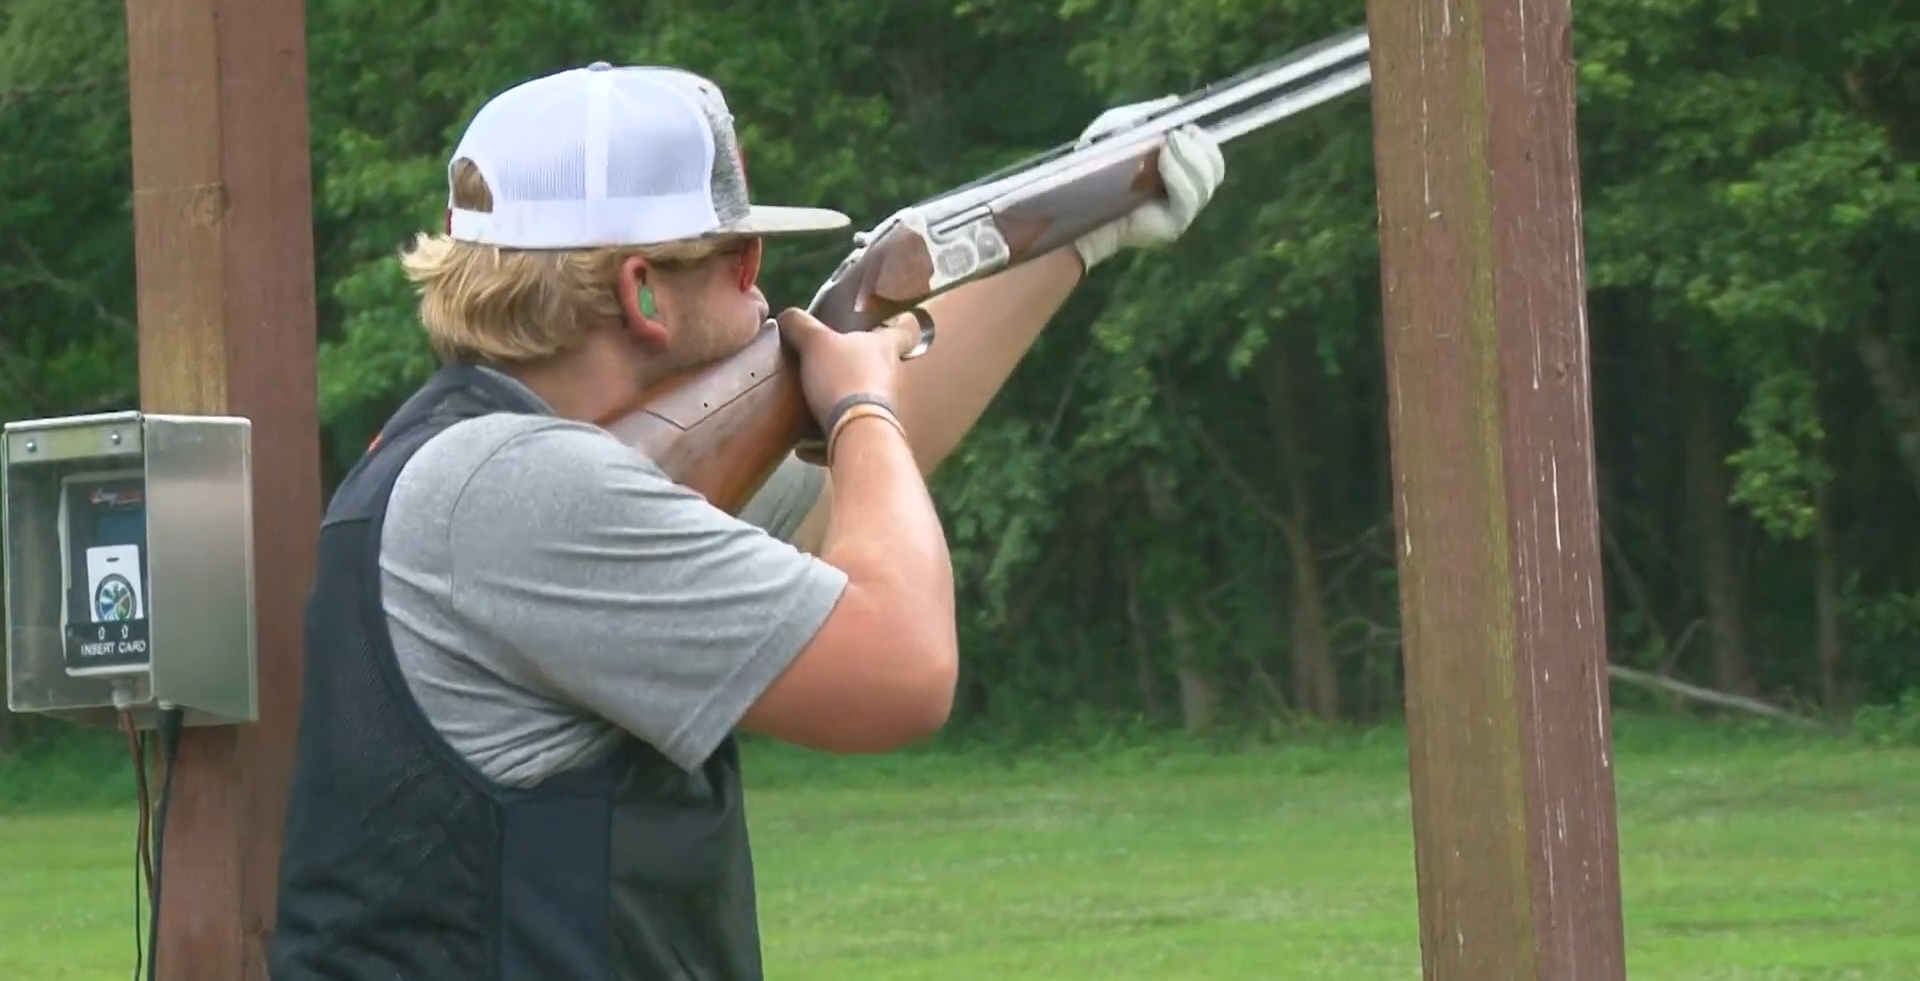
[[269, 365, 763, 980]]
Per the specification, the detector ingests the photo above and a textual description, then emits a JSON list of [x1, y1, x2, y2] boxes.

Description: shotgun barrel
[[601, 26, 1374, 512]]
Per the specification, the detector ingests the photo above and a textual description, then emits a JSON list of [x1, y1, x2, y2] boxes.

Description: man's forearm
[[817, 418, 955, 640], [896, 247, 1084, 473]]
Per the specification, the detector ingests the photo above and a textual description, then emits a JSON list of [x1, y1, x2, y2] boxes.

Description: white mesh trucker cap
[[446, 62, 851, 249]]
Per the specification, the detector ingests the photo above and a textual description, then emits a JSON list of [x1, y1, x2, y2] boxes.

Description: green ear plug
[[639, 286, 656, 318]]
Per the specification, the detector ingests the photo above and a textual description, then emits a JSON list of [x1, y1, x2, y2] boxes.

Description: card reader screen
[[62, 475, 152, 676]]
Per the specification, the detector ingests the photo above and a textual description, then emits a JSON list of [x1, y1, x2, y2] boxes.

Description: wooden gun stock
[[597, 321, 811, 516]]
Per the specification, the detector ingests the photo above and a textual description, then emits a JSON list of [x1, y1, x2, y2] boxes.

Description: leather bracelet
[[822, 392, 899, 437], [826, 403, 906, 466]]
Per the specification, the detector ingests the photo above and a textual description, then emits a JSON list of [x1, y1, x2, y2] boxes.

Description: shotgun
[[598, 27, 1373, 514]]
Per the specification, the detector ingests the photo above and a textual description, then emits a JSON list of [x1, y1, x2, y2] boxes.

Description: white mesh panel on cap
[[627, 68, 754, 227], [604, 71, 717, 203], [446, 65, 724, 249]]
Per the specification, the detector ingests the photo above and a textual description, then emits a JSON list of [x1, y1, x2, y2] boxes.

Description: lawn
[[1, 722, 1916, 979]]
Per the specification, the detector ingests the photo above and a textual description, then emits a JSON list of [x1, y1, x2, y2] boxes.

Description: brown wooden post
[[124, 0, 320, 975], [1363, 0, 1628, 977]]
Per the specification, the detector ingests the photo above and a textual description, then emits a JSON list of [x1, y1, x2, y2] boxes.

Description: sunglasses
[[639, 236, 763, 319]]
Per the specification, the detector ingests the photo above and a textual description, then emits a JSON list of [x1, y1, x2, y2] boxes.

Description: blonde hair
[[400, 158, 729, 364]]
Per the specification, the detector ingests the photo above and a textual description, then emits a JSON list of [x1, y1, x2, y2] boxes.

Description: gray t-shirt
[[378, 373, 843, 786]]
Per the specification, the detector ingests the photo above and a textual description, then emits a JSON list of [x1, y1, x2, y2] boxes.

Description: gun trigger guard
[[900, 307, 935, 361]]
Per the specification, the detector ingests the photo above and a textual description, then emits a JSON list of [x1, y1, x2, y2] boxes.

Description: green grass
[[2, 720, 1917, 978]]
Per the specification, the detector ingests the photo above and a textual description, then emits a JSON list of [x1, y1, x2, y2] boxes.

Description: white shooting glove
[[1070, 96, 1227, 272]]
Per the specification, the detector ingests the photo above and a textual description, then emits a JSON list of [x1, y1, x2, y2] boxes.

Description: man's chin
[[719, 321, 772, 361], [649, 329, 761, 381]]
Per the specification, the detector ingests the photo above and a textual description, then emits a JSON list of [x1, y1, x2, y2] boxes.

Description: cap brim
[[728, 204, 852, 237]]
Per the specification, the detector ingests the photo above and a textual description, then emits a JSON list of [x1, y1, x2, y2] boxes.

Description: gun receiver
[[599, 27, 1373, 514]]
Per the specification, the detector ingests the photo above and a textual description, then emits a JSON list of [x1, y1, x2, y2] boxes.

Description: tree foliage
[[2, 0, 1917, 745]]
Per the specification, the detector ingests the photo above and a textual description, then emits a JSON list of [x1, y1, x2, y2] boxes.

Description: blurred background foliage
[[3, 0, 1917, 748]]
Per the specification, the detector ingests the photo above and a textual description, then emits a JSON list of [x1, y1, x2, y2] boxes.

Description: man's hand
[[776, 308, 922, 425], [776, 308, 925, 465], [1071, 104, 1227, 271]]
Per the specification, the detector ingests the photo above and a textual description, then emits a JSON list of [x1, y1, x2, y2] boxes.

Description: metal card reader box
[[3, 411, 256, 729]]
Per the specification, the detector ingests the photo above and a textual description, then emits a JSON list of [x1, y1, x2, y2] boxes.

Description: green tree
[[2, 0, 1916, 749]]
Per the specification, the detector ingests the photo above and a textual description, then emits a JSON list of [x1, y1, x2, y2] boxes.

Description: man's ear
[[616, 254, 671, 352]]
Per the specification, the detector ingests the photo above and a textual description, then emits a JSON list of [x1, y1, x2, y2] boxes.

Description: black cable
[[121, 714, 149, 981], [144, 708, 185, 981], [131, 730, 146, 981]]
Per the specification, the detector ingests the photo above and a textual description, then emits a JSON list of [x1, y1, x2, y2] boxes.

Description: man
[[269, 63, 1223, 979]]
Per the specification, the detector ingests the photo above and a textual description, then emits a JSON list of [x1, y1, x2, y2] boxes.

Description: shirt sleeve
[[736, 454, 826, 543], [441, 420, 848, 771]]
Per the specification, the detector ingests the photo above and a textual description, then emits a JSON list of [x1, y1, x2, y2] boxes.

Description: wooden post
[[125, 0, 320, 975], [1364, 0, 1628, 977]]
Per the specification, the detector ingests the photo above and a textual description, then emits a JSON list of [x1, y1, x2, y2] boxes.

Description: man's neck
[[494, 345, 637, 426]]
